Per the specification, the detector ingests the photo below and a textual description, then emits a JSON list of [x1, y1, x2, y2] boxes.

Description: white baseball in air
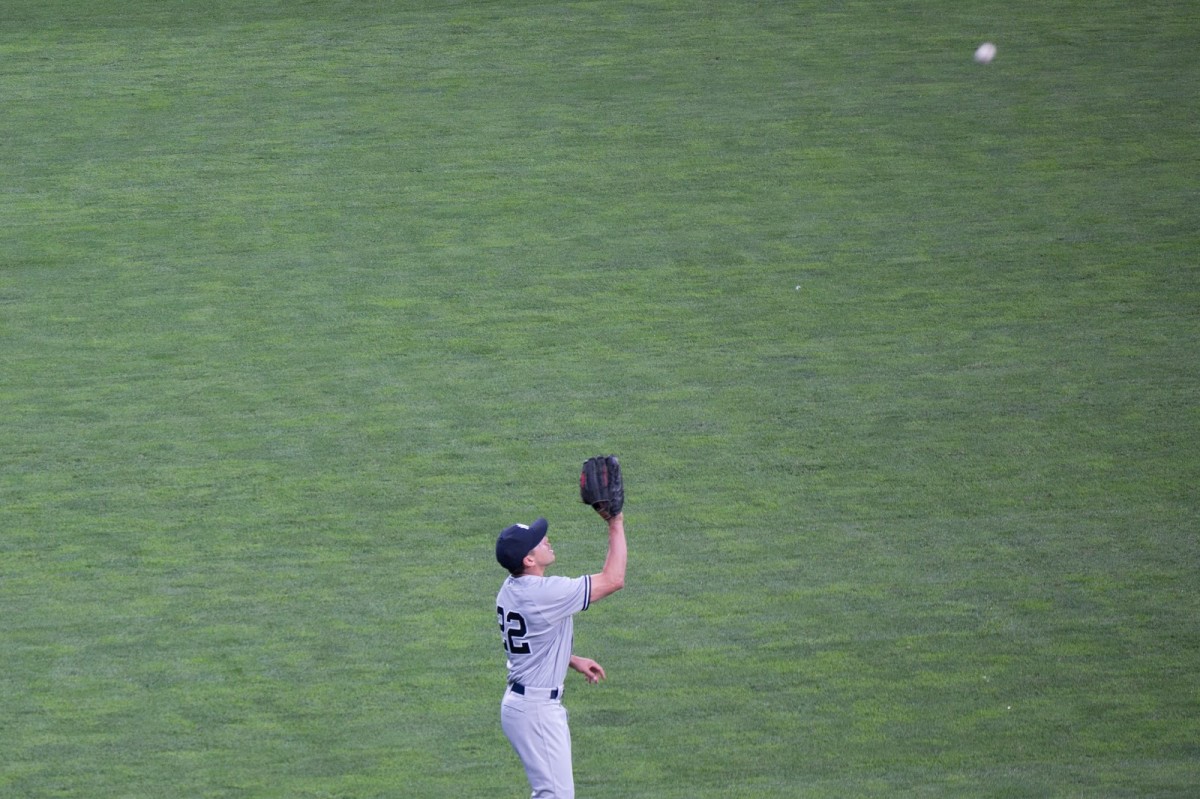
[[974, 42, 997, 64]]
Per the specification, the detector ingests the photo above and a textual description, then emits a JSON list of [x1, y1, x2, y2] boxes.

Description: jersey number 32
[[497, 606, 531, 655]]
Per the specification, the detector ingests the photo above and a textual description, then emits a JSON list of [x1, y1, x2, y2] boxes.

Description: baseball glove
[[580, 455, 624, 520]]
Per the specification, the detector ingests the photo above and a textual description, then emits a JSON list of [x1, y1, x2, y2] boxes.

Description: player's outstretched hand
[[569, 656, 606, 684], [580, 455, 624, 520]]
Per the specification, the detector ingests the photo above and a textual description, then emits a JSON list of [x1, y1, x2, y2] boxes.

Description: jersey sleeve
[[538, 575, 591, 623]]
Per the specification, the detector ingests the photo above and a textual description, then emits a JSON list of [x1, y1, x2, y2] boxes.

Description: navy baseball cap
[[496, 517, 548, 573]]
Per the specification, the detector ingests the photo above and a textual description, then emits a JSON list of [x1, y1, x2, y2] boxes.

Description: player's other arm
[[569, 654, 606, 683], [589, 513, 626, 602]]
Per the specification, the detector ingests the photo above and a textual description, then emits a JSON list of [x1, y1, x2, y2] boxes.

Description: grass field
[[2, 1, 1197, 797]]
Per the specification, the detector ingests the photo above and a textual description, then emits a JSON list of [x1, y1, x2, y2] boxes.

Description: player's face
[[530, 536, 555, 568]]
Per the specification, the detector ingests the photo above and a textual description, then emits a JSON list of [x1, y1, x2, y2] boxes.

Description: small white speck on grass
[[795, 285, 802, 290]]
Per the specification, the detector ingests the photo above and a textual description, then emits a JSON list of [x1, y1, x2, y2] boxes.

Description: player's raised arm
[[589, 512, 626, 602], [579, 455, 627, 602]]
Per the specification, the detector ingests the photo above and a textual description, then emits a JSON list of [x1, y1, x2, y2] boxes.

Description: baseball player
[[495, 456, 627, 799]]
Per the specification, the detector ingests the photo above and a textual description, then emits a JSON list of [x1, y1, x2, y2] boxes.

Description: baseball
[[974, 42, 997, 64]]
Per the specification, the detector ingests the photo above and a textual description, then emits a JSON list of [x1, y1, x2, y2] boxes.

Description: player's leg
[[501, 694, 574, 799]]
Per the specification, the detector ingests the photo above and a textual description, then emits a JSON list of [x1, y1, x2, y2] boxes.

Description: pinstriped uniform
[[497, 574, 592, 798]]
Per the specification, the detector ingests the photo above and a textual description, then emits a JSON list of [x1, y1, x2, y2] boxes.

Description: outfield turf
[[2, 1, 1197, 797]]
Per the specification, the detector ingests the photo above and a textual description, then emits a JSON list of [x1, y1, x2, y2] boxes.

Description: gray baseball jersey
[[496, 574, 592, 688]]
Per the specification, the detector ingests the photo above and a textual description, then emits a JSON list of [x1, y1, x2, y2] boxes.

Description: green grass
[[2, 1, 1197, 797]]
